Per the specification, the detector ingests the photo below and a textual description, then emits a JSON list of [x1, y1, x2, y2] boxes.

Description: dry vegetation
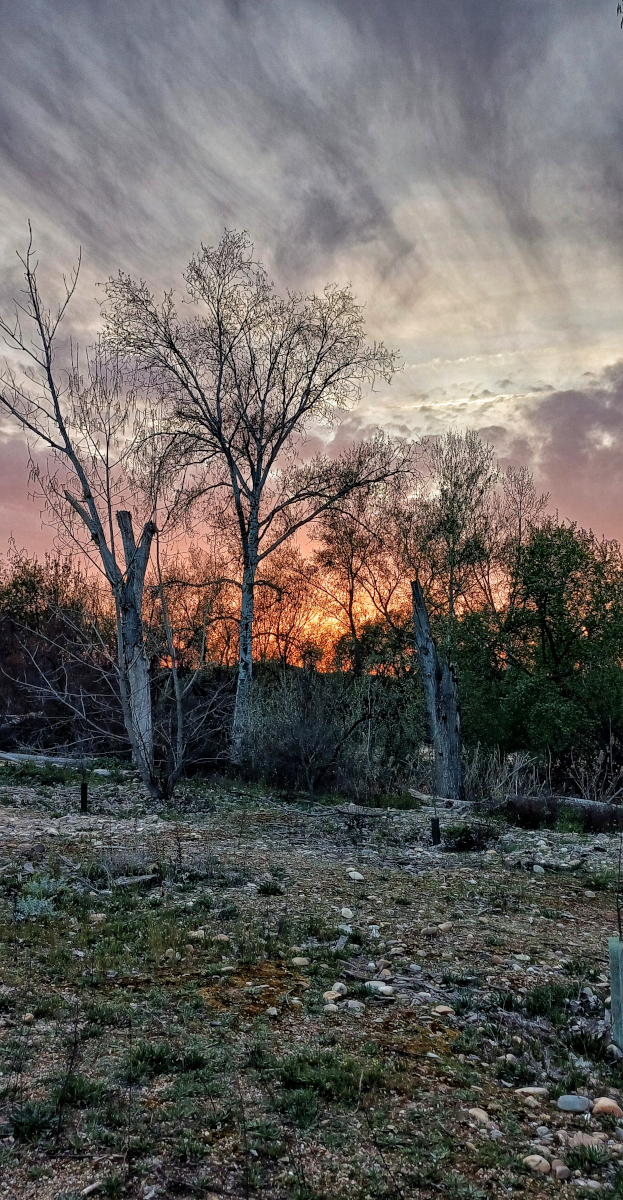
[[1, 764, 622, 1200]]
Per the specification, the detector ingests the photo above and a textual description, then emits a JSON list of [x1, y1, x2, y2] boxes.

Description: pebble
[[379, 969, 392, 980], [408, 963, 422, 973], [22, 1013, 34, 1025], [584, 890, 596, 899], [323, 990, 341, 1002], [516, 1087, 549, 1096], [469, 1108, 490, 1124], [213, 933, 230, 944], [292, 957, 309, 967], [592, 1096, 623, 1117], [574, 1182, 601, 1192], [187, 929, 205, 941], [331, 982, 348, 996], [432, 1005, 454, 1016], [523, 1154, 550, 1174], [557, 1094, 592, 1113], [533, 864, 545, 875], [348, 870, 364, 882], [551, 1160, 571, 1181], [365, 981, 394, 996], [346, 1000, 364, 1012], [341, 907, 354, 919], [323, 1003, 339, 1014], [266, 1007, 278, 1018], [438, 921, 453, 932]]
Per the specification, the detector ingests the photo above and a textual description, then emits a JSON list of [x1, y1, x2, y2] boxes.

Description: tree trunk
[[231, 560, 256, 762], [116, 512, 156, 774], [411, 579, 463, 801]]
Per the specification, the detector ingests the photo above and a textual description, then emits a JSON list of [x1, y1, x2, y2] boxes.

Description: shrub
[[9, 1102, 56, 1142]]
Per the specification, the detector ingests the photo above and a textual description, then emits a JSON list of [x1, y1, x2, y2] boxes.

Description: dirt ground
[[1, 771, 622, 1200]]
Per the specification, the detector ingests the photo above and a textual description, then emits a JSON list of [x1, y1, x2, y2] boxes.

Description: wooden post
[[609, 937, 623, 1051], [80, 781, 88, 814]]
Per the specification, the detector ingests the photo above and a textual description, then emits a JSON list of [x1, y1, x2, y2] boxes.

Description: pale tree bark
[[411, 578, 462, 801]]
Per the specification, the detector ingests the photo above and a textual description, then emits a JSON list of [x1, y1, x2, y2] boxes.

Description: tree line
[[1, 231, 622, 802]]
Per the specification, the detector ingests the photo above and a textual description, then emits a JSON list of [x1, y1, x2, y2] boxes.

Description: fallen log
[[0, 750, 90, 768]]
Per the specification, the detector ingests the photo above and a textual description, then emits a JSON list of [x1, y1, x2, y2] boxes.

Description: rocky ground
[[1, 766, 623, 1200]]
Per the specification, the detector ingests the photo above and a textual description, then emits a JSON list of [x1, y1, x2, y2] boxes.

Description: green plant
[[566, 1144, 609, 1171], [445, 1176, 486, 1199], [102, 1176, 125, 1198], [279, 1086, 318, 1129], [9, 1101, 56, 1142], [525, 983, 574, 1023], [279, 1051, 382, 1102], [257, 880, 285, 896], [52, 1073, 105, 1108]]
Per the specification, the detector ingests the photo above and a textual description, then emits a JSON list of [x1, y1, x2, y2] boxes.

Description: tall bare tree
[[0, 234, 172, 796], [103, 230, 406, 756]]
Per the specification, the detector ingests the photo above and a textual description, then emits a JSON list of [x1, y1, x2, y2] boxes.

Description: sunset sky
[[1, 1, 623, 550]]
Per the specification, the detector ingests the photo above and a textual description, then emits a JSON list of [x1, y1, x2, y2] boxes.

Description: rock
[[188, 929, 205, 941], [323, 990, 341, 1002], [432, 1005, 454, 1016], [266, 1007, 278, 1018], [367, 962, 376, 970], [213, 934, 230, 944], [292, 957, 309, 967], [584, 890, 596, 899], [568, 1133, 605, 1149], [469, 1108, 490, 1125], [22, 1013, 34, 1025], [341, 907, 354, 919], [516, 1086, 549, 1096], [89, 912, 106, 924], [331, 982, 347, 996], [164, 948, 176, 959], [323, 1003, 339, 1014], [533, 864, 545, 875], [607, 1044, 623, 1061], [438, 921, 453, 932], [592, 1096, 623, 1117], [379, 969, 392, 980], [348, 870, 364, 882], [423, 924, 439, 937], [522, 1154, 550, 1174], [576, 1183, 601, 1192], [523, 1096, 541, 1109], [551, 1161, 571, 1181], [346, 1000, 364, 1012], [557, 1094, 592, 1113], [614, 1126, 623, 1143], [408, 963, 422, 973], [364, 981, 394, 997], [290, 999, 303, 1008]]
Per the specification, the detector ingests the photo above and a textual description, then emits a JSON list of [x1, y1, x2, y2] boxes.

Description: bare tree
[[103, 229, 406, 756], [0, 234, 181, 797]]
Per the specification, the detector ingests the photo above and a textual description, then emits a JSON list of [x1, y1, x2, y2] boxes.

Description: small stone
[[516, 1086, 549, 1096], [432, 1005, 454, 1015], [187, 928, 205, 941], [438, 921, 453, 932], [523, 1154, 550, 1174], [331, 982, 347, 996], [292, 957, 309, 967], [89, 912, 106, 923], [348, 870, 364, 882], [323, 1003, 339, 1014], [290, 999, 303, 1008], [533, 864, 545, 875], [423, 924, 439, 937], [165, 948, 176, 959], [323, 990, 341, 1002], [608, 1044, 623, 1061], [523, 1096, 541, 1109], [552, 1161, 571, 1181], [592, 1096, 623, 1117], [578, 1183, 601, 1192], [568, 1133, 603, 1149], [408, 963, 422, 973], [367, 962, 377, 970], [469, 1108, 490, 1124], [341, 907, 354, 919], [266, 1006, 278, 1018], [22, 1013, 35, 1025], [379, 969, 392, 980], [213, 933, 230, 943], [557, 1094, 592, 1113], [584, 890, 596, 898], [346, 999, 364, 1011]]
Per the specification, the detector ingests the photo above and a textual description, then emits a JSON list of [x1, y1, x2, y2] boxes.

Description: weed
[[122, 1039, 174, 1083], [279, 1086, 319, 1129], [566, 1030, 609, 1061], [494, 1058, 536, 1085], [442, 822, 497, 852], [279, 1051, 382, 1102], [445, 1176, 486, 1199], [525, 983, 574, 1023], [180, 1045, 208, 1072], [51, 1073, 105, 1108], [257, 880, 285, 896], [566, 1144, 610, 1170], [102, 1176, 125, 1198], [9, 1101, 56, 1142]]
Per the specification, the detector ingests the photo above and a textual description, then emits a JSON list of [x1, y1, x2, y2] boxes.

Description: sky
[[1, 0, 623, 552]]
